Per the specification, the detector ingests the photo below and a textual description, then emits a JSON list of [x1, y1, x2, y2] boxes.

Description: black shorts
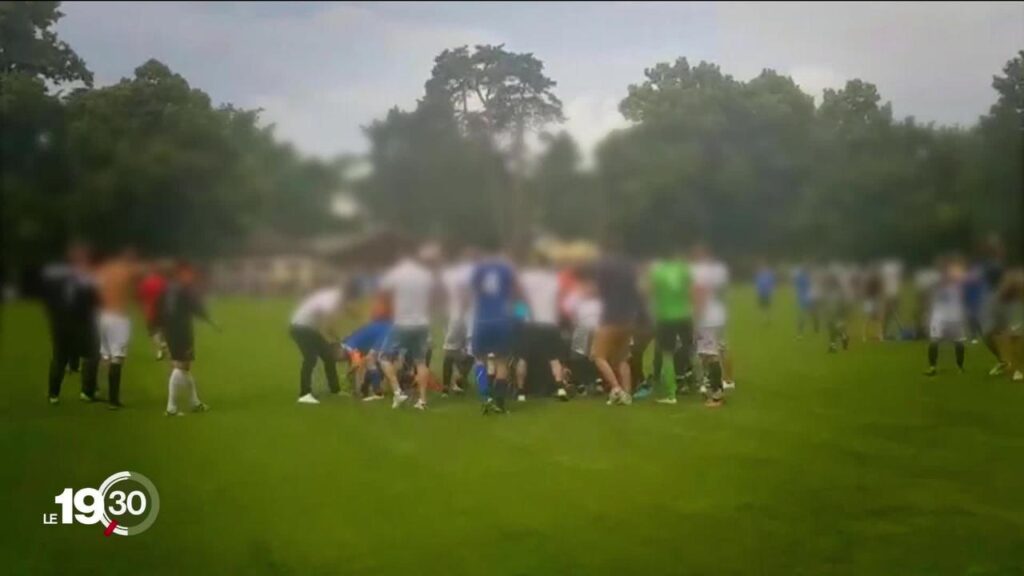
[[165, 330, 195, 362], [517, 323, 564, 362], [654, 319, 693, 351]]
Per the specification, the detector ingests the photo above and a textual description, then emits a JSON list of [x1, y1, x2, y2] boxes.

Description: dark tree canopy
[[2, 2, 1021, 279]]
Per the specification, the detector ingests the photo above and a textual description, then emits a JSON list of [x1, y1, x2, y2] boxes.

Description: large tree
[[967, 50, 1023, 257], [361, 97, 506, 249], [1, 1, 92, 272], [60, 59, 341, 257], [603, 59, 816, 259], [423, 44, 563, 252]]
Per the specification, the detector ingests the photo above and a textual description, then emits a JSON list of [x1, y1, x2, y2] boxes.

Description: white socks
[[167, 368, 201, 411], [167, 368, 188, 412]]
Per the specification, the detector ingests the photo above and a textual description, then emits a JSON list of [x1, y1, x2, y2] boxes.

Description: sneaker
[[988, 363, 1007, 377], [923, 366, 937, 377], [606, 389, 622, 406], [556, 387, 569, 401], [79, 392, 98, 403], [164, 409, 183, 417], [698, 384, 709, 396], [191, 402, 209, 413], [156, 350, 165, 361], [632, 386, 652, 400], [1012, 370, 1023, 382], [723, 380, 736, 390], [704, 396, 724, 408], [362, 394, 384, 402], [516, 394, 526, 403], [297, 393, 320, 405], [391, 393, 408, 409], [482, 398, 504, 415], [620, 392, 633, 406], [48, 396, 60, 405], [656, 397, 678, 405], [414, 399, 427, 410], [107, 403, 123, 411], [451, 384, 464, 394]]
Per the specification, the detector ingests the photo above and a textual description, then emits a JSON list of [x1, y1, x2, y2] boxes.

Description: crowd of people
[[762, 238, 1024, 380], [293, 241, 739, 413], [38, 235, 1023, 416], [40, 242, 218, 415]]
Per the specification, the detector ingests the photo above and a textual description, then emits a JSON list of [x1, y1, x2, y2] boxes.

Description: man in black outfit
[[159, 261, 216, 416], [43, 242, 101, 404]]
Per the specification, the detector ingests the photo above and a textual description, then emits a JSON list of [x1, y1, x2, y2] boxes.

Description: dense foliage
[[2, 2, 1020, 276], [1, 2, 342, 268]]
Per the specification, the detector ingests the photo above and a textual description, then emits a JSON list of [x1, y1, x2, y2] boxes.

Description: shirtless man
[[96, 247, 141, 409]]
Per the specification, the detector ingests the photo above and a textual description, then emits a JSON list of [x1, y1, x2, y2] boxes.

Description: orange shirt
[[370, 291, 393, 321]]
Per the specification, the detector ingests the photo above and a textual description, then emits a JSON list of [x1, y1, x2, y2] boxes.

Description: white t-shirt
[[380, 259, 435, 327], [914, 268, 940, 292], [566, 292, 602, 329], [881, 260, 903, 298], [441, 262, 473, 322], [520, 268, 560, 325], [693, 260, 729, 328], [931, 280, 965, 324], [291, 288, 342, 328]]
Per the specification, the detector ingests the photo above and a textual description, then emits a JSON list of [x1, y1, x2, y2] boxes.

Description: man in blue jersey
[[755, 261, 775, 327], [468, 250, 523, 414], [339, 319, 392, 400], [793, 264, 815, 337]]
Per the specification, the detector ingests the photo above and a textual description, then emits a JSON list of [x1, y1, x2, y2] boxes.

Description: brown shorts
[[590, 325, 633, 365]]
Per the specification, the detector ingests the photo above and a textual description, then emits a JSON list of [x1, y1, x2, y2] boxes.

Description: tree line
[[2, 1, 345, 276], [363, 48, 1022, 265], [3, 2, 1021, 282]]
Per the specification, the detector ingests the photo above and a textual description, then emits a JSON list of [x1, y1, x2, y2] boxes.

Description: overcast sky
[[57, 2, 1024, 159]]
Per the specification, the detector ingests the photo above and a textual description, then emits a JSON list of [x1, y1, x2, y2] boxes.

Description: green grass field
[[2, 288, 1023, 575]]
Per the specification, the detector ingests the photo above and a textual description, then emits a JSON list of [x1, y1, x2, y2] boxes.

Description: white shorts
[[928, 318, 966, 343], [696, 326, 725, 357], [570, 327, 593, 357], [442, 317, 467, 352], [99, 312, 131, 359], [863, 300, 879, 316]]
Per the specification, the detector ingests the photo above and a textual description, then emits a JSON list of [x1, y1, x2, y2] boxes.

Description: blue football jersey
[[472, 260, 515, 323]]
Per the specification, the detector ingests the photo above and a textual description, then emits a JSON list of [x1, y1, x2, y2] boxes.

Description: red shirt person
[[137, 264, 169, 359]]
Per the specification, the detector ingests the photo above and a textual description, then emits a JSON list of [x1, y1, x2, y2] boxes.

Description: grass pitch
[[1, 289, 1022, 575]]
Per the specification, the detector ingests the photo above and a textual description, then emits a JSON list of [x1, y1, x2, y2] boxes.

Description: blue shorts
[[472, 319, 514, 357]]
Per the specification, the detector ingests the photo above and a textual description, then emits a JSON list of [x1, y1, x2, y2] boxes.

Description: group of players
[[40, 236, 1022, 416], [756, 238, 1024, 381], [288, 243, 736, 413], [41, 242, 218, 415]]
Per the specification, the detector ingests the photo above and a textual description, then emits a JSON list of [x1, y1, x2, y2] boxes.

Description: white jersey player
[[691, 245, 730, 406], [925, 257, 967, 376]]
